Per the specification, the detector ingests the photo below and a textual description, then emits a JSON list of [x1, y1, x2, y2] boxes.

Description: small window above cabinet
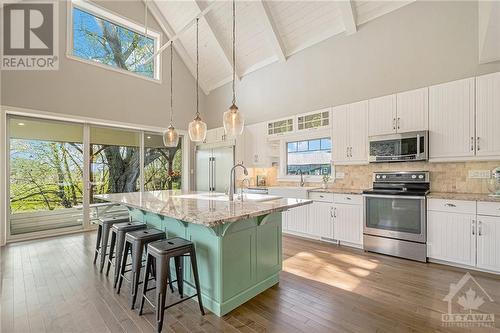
[[267, 118, 294, 136], [297, 109, 331, 131]]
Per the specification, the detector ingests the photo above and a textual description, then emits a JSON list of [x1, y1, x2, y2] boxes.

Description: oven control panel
[[373, 171, 429, 183]]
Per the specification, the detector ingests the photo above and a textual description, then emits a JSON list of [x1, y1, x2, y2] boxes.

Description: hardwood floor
[[1, 232, 499, 333]]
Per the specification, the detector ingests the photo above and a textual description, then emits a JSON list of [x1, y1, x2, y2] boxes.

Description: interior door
[[213, 146, 234, 193], [196, 148, 211, 191]]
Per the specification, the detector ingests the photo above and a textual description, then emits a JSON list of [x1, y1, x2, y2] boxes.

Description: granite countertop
[[95, 190, 312, 227], [427, 192, 500, 202], [308, 188, 364, 195]]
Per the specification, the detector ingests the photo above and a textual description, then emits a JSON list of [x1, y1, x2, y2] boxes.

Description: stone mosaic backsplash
[[247, 161, 500, 194]]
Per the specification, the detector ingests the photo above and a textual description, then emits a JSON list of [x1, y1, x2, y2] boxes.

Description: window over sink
[[286, 138, 331, 176]]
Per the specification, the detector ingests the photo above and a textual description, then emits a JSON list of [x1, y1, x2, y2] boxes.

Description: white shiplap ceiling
[[150, 0, 415, 93]]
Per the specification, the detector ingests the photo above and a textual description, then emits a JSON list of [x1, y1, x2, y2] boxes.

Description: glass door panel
[[143, 133, 182, 191], [8, 116, 84, 235]]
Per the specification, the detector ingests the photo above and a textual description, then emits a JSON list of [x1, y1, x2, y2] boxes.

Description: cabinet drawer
[[427, 198, 476, 214], [477, 201, 500, 217], [334, 194, 362, 205], [308, 192, 334, 202]]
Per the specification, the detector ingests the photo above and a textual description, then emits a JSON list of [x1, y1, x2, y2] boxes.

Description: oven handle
[[362, 194, 426, 200]]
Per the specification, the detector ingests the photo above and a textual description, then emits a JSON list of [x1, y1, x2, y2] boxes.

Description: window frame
[[66, 0, 162, 82], [285, 137, 332, 177]]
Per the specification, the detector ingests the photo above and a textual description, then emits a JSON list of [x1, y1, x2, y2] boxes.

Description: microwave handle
[[416, 133, 420, 159]]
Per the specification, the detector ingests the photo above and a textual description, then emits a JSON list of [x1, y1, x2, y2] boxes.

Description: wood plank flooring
[[1, 232, 499, 333]]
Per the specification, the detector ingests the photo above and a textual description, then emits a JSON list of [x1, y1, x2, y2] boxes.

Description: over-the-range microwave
[[369, 130, 428, 163]]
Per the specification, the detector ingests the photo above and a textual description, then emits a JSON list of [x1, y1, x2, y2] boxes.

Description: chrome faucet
[[298, 170, 305, 187], [229, 163, 248, 201]]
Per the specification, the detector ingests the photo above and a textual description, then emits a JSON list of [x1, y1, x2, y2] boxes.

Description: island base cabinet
[[333, 203, 362, 246], [476, 216, 500, 272], [427, 211, 476, 267]]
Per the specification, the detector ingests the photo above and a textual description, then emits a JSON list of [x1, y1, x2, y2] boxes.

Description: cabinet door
[[332, 105, 350, 164], [429, 78, 475, 160], [244, 123, 268, 166], [427, 211, 476, 266], [476, 216, 500, 272], [308, 202, 333, 238], [333, 204, 362, 245], [286, 206, 309, 235], [368, 94, 397, 136], [476, 72, 500, 157], [204, 129, 218, 144], [396, 87, 429, 132], [348, 101, 369, 164]]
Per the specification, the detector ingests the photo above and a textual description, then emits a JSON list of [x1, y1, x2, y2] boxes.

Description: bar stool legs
[[93, 224, 102, 264], [189, 247, 205, 315]]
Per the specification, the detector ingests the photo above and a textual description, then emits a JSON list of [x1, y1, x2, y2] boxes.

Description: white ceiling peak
[[256, 0, 287, 63], [337, 0, 357, 35]]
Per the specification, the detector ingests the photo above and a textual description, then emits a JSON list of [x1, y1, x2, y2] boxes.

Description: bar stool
[[106, 221, 147, 287], [93, 216, 130, 272], [117, 228, 166, 309], [139, 237, 205, 333]]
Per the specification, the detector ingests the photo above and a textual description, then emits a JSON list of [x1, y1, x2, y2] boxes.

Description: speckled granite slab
[[308, 188, 364, 195], [427, 192, 500, 202], [95, 190, 312, 227]]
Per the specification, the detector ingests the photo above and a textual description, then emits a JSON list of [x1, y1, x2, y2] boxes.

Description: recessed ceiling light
[[147, 136, 151, 139], [17, 122, 25, 126]]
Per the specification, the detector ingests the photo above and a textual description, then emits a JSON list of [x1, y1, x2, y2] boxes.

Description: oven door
[[363, 194, 426, 243]]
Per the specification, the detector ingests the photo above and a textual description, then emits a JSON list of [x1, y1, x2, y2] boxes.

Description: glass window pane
[[321, 138, 332, 150], [72, 7, 156, 78], [287, 142, 297, 152], [143, 133, 183, 191], [9, 116, 84, 235], [309, 139, 321, 151], [287, 137, 331, 176], [297, 141, 308, 151]]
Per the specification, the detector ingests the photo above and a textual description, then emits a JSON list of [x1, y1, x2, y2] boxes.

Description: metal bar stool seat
[[139, 237, 205, 333], [94, 216, 130, 272], [117, 228, 166, 310], [106, 221, 147, 287]]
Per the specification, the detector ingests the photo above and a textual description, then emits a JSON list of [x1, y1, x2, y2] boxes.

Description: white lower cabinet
[[333, 202, 363, 246], [308, 201, 333, 239], [427, 210, 476, 266], [476, 215, 500, 272], [283, 205, 309, 235]]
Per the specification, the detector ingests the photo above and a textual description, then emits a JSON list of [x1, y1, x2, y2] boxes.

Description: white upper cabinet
[[369, 95, 397, 136], [369, 89, 429, 136], [476, 72, 500, 157], [332, 101, 368, 165], [244, 122, 269, 167], [429, 77, 475, 160], [396, 88, 429, 133]]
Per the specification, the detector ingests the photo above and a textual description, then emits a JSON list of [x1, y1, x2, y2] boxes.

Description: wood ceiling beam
[[146, 0, 210, 94], [194, 0, 240, 81], [337, 0, 357, 35], [255, 0, 287, 62]]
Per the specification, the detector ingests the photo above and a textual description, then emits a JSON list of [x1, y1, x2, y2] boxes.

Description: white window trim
[[67, 0, 162, 82], [277, 132, 334, 183]]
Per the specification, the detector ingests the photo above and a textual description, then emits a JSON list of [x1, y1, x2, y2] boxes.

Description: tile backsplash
[[251, 161, 500, 194]]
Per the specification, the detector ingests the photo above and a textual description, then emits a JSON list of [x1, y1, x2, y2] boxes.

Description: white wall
[[204, 0, 500, 128], [1, 0, 206, 130]]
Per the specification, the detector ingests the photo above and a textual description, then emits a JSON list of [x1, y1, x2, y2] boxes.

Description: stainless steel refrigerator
[[196, 145, 235, 192]]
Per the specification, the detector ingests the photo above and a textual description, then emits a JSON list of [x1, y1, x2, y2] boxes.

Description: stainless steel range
[[362, 171, 429, 262]]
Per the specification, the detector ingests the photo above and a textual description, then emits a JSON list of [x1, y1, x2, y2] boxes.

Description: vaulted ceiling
[[147, 0, 415, 94]]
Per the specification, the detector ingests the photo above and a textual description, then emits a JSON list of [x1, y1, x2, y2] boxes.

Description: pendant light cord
[[232, 0, 236, 105], [196, 18, 200, 118], [170, 42, 173, 125]]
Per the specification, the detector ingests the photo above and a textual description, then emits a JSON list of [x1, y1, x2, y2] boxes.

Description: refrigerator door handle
[[212, 157, 216, 192], [209, 157, 213, 192]]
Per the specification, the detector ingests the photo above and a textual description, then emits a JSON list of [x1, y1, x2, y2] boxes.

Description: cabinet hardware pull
[[397, 117, 400, 130], [470, 137, 474, 151], [393, 118, 396, 130], [330, 207, 334, 218], [346, 147, 349, 158], [445, 203, 456, 207], [472, 220, 475, 235], [333, 207, 337, 218], [478, 221, 482, 236], [346, 197, 351, 200], [350, 147, 353, 157], [477, 137, 480, 151]]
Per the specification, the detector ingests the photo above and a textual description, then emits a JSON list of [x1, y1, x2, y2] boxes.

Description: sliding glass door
[[8, 116, 84, 235], [6, 115, 185, 240]]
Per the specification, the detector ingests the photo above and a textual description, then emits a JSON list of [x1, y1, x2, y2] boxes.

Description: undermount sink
[[173, 192, 281, 202]]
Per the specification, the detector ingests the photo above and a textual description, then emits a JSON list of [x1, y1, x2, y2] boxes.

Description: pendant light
[[188, 18, 207, 142], [163, 42, 180, 147], [223, 0, 244, 136]]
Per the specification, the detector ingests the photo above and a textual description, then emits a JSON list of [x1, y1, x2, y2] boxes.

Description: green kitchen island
[[96, 190, 311, 316]]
